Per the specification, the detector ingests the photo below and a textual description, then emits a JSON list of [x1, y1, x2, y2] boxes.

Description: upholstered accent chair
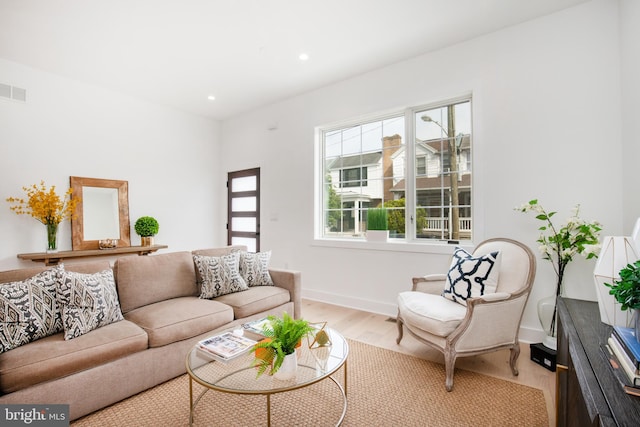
[[396, 238, 536, 391]]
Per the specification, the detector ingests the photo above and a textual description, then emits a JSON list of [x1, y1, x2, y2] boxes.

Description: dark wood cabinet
[[557, 298, 640, 426]]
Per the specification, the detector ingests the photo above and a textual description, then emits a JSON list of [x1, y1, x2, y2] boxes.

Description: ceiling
[[0, 0, 588, 120]]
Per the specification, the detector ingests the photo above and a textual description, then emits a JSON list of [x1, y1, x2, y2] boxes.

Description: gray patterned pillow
[[57, 269, 124, 340], [239, 251, 274, 287], [194, 252, 248, 299], [0, 265, 64, 353], [442, 247, 501, 306]]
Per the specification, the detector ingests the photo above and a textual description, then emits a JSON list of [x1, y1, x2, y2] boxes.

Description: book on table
[[197, 332, 257, 361], [612, 326, 640, 369], [601, 341, 640, 397], [242, 317, 272, 339]]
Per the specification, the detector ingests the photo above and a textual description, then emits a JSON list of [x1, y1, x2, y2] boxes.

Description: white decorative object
[[365, 230, 389, 242], [273, 353, 297, 380], [593, 236, 639, 326], [632, 218, 640, 254]]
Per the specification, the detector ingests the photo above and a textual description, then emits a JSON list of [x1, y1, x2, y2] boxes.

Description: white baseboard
[[303, 288, 398, 318], [302, 289, 546, 344]]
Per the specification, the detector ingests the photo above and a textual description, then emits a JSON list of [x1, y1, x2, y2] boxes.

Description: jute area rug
[[72, 339, 548, 426]]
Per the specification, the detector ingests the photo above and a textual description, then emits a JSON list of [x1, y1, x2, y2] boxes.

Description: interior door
[[227, 168, 260, 252]]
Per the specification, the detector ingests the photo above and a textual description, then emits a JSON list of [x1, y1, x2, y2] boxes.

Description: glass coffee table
[[185, 327, 349, 427]]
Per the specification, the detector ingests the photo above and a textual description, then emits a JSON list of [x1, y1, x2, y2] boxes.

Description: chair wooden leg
[[396, 316, 404, 344], [444, 348, 456, 392], [509, 344, 520, 376]]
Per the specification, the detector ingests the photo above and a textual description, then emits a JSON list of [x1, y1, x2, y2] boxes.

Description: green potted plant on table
[[366, 207, 389, 242], [134, 216, 159, 246], [605, 260, 640, 341], [252, 313, 314, 380]]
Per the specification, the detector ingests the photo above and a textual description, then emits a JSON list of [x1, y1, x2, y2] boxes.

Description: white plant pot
[[366, 230, 389, 242], [593, 236, 638, 327], [273, 353, 297, 381]]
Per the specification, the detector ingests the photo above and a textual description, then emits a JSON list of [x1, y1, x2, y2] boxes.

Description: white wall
[[0, 59, 223, 270], [221, 0, 626, 341], [620, 0, 640, 232]]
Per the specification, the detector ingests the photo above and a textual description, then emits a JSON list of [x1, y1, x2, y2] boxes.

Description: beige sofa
[[0, 246, 301, 421]]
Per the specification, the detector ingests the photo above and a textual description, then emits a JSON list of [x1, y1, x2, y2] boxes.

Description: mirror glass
[[70, 176, 131, 250], [82, 187, 121, 240]]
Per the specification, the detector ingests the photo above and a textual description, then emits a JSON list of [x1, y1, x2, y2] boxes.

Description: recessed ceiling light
[[299, 53, 309, 61], [207, 95, 216, 101]]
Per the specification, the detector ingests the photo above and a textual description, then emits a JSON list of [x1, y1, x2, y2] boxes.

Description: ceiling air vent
[[0, 83, 27, 102]]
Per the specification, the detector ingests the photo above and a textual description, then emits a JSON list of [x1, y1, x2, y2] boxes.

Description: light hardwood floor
[[302, 298, 557, 426]]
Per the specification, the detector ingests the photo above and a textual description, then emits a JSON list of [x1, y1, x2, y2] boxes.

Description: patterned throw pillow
[[57, 269, 124, 340], [239, 251, 274, 287], [194, 252, 249, 299], [0, 265, 64, 353], [442, 247, 501, 306]]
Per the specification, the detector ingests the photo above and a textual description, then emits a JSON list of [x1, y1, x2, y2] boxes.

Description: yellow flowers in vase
[[6, 181, 79, 252]]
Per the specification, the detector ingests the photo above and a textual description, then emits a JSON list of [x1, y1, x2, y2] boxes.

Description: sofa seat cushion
[[0, 319, 147, 394], [397, 291, 467, 337], [123, 297, 233, 348], [213, 286, 291, 319]]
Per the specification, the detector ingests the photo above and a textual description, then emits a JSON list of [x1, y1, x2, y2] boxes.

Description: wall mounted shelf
[[17, 245, 168, 266]]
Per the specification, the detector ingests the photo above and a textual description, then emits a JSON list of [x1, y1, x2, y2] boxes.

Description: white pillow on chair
[[442, 247, 501, 306]]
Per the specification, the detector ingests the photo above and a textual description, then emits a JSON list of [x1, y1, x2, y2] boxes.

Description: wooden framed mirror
[[70, 176, 131, 250]]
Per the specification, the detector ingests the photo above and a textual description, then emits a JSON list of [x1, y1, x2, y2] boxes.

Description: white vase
[[537, 293, 558, 350], [365, 230, 389, 242], [273, 353, 297, 380], [593, 236, 638, 327]]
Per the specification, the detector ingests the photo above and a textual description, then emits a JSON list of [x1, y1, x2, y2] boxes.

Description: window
[[340, 167, 368, 188], [318, 96, 472, 243]]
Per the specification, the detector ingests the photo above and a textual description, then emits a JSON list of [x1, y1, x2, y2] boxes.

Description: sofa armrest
[[269, 268, 302, 319]]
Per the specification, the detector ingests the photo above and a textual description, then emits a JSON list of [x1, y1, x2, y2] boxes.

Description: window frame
[[314, 94, 474, 251]]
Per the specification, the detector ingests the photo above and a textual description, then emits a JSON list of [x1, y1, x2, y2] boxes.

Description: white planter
[[593, 236, 638, 327], [273, 353, 297, 380], [366, 230, 389, 242]]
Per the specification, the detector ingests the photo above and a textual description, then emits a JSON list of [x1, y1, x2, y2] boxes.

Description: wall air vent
[[0, 83, 27, 102]]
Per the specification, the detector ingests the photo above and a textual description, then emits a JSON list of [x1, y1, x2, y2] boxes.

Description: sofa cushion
[[0, 261, 111, 285], [194, 252, 248, 298], [192, 245, 246, 258], [0, 265, 64, 353], [114, 251, 198, 313], [0, 319, 147, 394], [442, 247, 501, 306], [57, 269, 124, 340], [239, 251, 274, 287], [397, 291, 467, 337], [123, 296, 234, 348], [213, 286, 291, 319]]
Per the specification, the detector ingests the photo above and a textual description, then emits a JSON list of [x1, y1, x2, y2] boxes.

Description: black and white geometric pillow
[[56, 269, 124, 340], [239, 251, 274, 287], [0, 265, 64, 353], [194, 252, 249, 299], [442, 247, 501, 306]]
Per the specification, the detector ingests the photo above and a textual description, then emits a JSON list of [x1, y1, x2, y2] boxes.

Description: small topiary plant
[[134, 216, 159, 237]]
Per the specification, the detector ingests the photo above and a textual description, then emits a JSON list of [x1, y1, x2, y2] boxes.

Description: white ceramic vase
[[273, 353, 297, 380]]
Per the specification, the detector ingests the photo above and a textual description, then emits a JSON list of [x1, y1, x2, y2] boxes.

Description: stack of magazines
[[603, 326, 640, 396], [197, 332, 257, 361]]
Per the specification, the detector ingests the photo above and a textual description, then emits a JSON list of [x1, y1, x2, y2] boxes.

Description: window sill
[[311, 238, 473, 255]]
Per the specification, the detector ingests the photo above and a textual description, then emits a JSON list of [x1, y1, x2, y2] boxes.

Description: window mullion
[[405, 108, 416, 242]]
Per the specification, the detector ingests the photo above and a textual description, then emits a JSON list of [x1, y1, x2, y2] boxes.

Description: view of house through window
[[320, 97, 472, 243]]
